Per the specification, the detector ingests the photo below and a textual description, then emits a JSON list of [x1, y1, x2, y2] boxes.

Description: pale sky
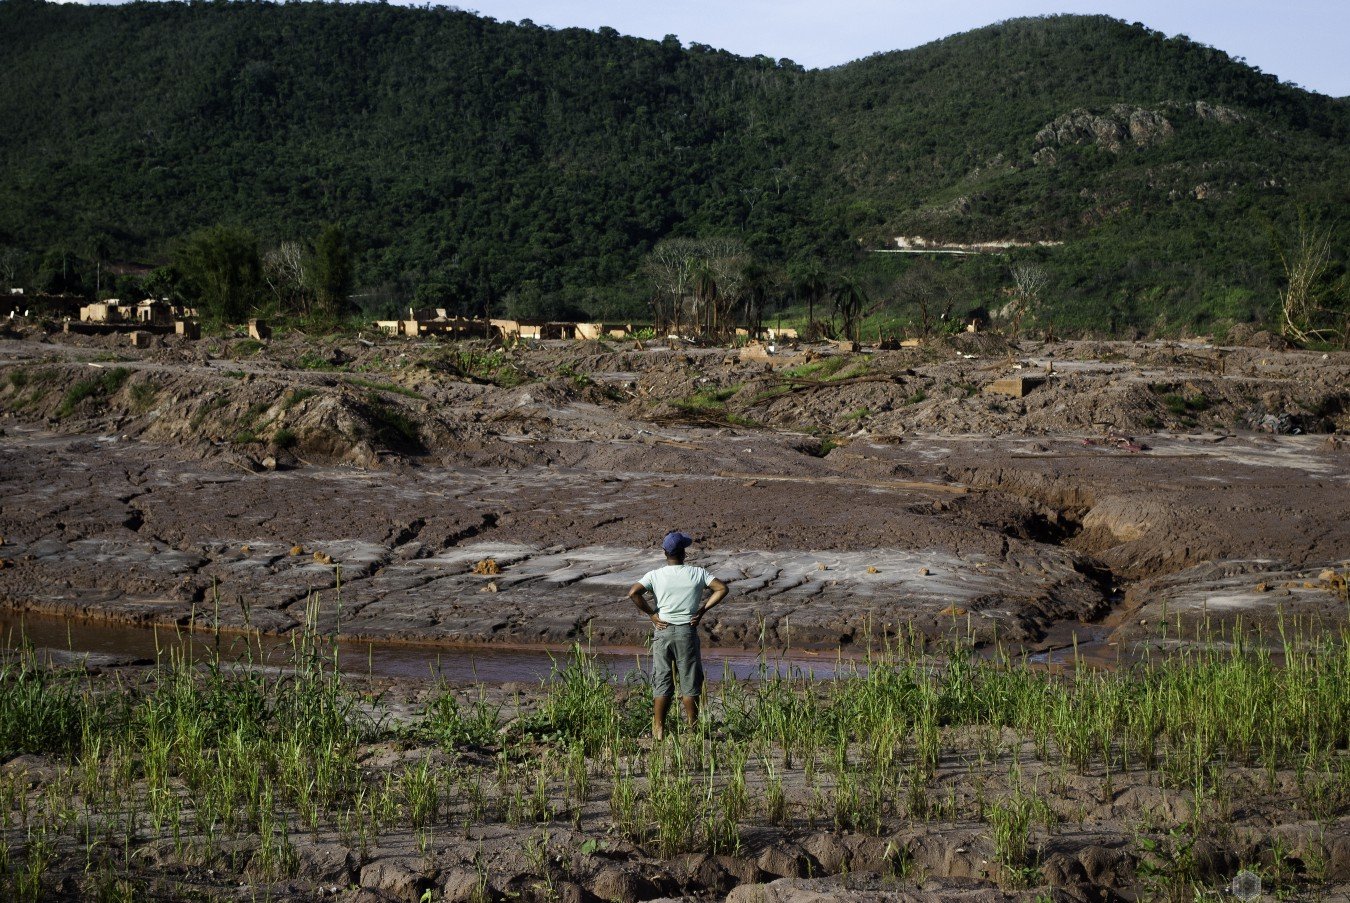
[[432, 1, 1350, 97]]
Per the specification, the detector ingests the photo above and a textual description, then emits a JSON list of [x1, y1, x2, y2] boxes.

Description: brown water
[[0, 612, 862, 683], [1017, 620, 1117, 668]]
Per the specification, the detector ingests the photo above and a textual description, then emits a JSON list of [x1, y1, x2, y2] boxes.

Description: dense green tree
[[308, 225, 353, 316], [503, 280, 590, 322], [0, 2, 1345, 333], [175, 226, 262, 324], [34, 248, 87, 296], [737, 261, 777, 337], [141, 265, 185, 304]]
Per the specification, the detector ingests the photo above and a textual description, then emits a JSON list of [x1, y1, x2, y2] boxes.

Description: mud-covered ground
[[0, 325, 1346, 653], [0, 322, 1348, 901]]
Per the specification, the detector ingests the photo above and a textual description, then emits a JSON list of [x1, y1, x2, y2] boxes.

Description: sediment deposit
[[1, 329, 1347, 654], [1, 325, 1349, 902]]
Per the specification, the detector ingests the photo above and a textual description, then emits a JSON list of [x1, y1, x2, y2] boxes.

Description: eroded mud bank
[[0, 423, 1344, 655]]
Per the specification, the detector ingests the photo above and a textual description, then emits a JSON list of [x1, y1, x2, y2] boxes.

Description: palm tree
[[832, 275, 869, 346], [738, 261, 774, 337], [89, 232, 112, 297], [790, 261, 829, 335], [692, 264, 719, 335]]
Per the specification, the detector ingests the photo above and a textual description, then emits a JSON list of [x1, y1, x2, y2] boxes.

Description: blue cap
[[662, 531, 694, 555]]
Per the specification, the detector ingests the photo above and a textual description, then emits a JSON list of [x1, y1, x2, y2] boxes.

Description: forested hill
[[0, 0, 1346, 332]]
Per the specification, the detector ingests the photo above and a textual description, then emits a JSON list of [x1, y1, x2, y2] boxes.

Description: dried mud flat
[[0, 325, 1348, 901], [0, 328, 1346, 652]]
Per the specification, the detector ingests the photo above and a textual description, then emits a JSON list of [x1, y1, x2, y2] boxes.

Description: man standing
[[627, 531, 729, 740]]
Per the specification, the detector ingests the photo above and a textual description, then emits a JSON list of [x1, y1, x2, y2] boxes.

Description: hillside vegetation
[[0, 0, 1346, 334]]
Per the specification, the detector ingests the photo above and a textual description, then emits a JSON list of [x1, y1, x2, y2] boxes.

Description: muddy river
[[0, 610, 867, 683], [1, 608, 1124, 685]]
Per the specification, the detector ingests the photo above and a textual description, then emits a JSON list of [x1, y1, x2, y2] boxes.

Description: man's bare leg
[[653, 696, 671, 740], [681, 696, 698, 730]]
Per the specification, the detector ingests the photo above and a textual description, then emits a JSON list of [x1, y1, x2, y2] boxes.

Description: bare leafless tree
[[0, 247, 24, 291], [1006, 263, 1049, 340], [263, 241, 311, 313], [645, 237, 747, 338], [892, 259, 967, 337], [644, 238, 700, 334]]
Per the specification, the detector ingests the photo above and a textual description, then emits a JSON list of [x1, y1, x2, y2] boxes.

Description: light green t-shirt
[[640, 564, 713, 625]]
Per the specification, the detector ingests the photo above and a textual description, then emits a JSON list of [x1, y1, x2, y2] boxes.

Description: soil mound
[[1225, 322, 1291, 349]]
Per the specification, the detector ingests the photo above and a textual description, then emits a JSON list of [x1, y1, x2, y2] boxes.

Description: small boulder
[[755, 844, 818, 879], [440, 867, 486, 903], [800, 833, 849, 874], [294, 842, 355, 884], [359, 857, 436, 902], [589, 863, 645, 903]]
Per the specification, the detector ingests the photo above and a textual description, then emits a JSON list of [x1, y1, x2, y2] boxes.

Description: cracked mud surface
[[0, 329, 1347, 655], [0, 429, 1104, 649]]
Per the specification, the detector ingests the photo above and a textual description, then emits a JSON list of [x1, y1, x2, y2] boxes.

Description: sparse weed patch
[[810, 436, 839, 457], [419, 690, 501, 751], [0, 654, 95, 758], [129, 381, 157, 412], [750, 384, 793, 404], [670, 384, 757, 428], [1161, 392, 1210, 416], [297, 351, 337, 371], [521, 645, 622, 755], [342, 376, 423, 399], [189, 394, 228, 430], [989, 786, 1047, 886], [557, 363, 591, 390], [673, 384, 739, 413], [426, 348, 530, 388], [360, 392, 423, 452], [230, 339, 264, 358], [843, 360, 872, 378], [56, 367, 129, 418], [230, 401, 272, 445], [282, 388, 317, 410], [783, 356, 851, 380]]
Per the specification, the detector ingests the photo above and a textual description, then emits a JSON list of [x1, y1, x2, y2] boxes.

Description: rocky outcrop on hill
[[1033, 101, 1245, 161]]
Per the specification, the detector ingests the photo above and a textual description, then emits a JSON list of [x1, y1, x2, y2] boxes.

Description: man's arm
[[628, 583, 669, 628], [689, 578, 728, 627]]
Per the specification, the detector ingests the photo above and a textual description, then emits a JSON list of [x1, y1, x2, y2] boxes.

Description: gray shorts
[[651, 624, 704, 698]]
